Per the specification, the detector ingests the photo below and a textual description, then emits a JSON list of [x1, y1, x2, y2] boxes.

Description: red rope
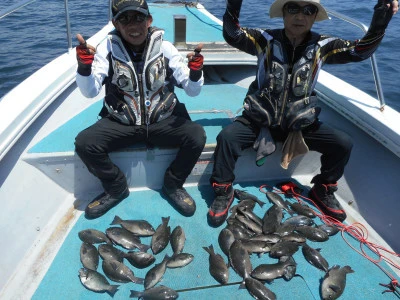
[[259, 182, 400, 294]]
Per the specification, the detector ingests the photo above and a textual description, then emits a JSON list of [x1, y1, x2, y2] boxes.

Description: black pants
[[210, 120, 353, 185], [75, 115, 206, 196]]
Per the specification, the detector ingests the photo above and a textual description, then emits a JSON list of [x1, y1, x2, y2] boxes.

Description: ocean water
[[0, 0, 399, 111]]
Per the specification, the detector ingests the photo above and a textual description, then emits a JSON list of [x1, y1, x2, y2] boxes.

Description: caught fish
[[295, 226, 329, 242], [80, 242, 99, 271], [234, 189, 266, 207], [151, 217, 171, 255], [218, 228, 235, 257], [289, 202, 316, 218], [106, 227, 150, 252], [269, 241, 299, 258], [251, 258, 297, 281], [203, 244, 229, 285], [79, 268, 119, 295], [78, 229, 111, 245], [244, 277, 277, 300], [225, 223, 254, 240], [229, 240, 252, 280], [144, 254, 170, 290], [230, 200, 256, 215], [130, 285, 178, 299], [166, 253, 194, 268], [248, 233, 281, 244], [236, 214, 263, 234], [237, 206, 263, 226], [98, 244, 125, 263], [282, 215, 314, 227], [321, 265, 354, 300], [111, 215, 155, 237], [280, 232, 306, 244], [262, 204, 283, 234], [275, 223, 296, 237], [170, 225, 186, 254], [317, 223, 340, 236], [280, 256, 297, 280], [240, 239, 272, 255], [125, 251, 156, 269], [265, 192, 294, 215], [102, 259, 144, 284], [302, 243, 329, 272]]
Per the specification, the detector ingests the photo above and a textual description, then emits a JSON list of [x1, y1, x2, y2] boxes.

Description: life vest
[[244, 31, 321, 131], [104, 27, 177, 126]]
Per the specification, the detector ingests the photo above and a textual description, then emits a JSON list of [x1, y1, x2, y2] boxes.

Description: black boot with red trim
[[208, 182, 234, 227], [308, 182, 347, 222]]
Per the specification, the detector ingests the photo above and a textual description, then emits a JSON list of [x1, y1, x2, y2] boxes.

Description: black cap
[[112, 0, 149, 20]]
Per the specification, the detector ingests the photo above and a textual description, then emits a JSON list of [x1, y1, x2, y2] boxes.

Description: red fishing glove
[[76, 34, 96, 76], [76, 43, 95, 65], [187, 44, 204, 81], [188, 52, 204, 71]]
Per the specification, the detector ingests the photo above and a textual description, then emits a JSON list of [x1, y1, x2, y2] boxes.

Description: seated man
[[74, 0, 206, 219], [208, 0, 398, 226]]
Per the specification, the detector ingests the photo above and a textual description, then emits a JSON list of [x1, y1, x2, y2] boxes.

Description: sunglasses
[[285, 3, 318, 16], [117, 13, 147, 25]]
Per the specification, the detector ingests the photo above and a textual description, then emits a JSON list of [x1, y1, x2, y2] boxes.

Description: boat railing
[[0, 1, 385, 110]]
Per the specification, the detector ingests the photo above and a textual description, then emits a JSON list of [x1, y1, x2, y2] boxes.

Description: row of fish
[[78, 215, 193, 299], [201, 189, 353, 300]]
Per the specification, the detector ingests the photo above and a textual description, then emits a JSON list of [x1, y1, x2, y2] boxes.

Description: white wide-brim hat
[[269, 0, 329, 22]]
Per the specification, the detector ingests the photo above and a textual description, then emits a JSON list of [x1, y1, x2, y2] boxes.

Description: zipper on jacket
[[138, 73, 151, 138], [278, 43, 296, 128]]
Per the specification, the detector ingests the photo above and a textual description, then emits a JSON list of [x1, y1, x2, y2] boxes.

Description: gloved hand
[[382, 0, 399, 14], [187, 43, 204, 81], [76, 33, 96, 76]]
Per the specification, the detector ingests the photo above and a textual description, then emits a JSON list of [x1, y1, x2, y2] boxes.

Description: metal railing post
[[64, 0, 73, 50]]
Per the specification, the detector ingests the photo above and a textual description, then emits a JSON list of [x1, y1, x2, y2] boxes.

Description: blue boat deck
[[33, 181, 399, 299]]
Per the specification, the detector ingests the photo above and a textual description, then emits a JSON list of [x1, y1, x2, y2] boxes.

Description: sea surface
[[0, 0, 399, 111]]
